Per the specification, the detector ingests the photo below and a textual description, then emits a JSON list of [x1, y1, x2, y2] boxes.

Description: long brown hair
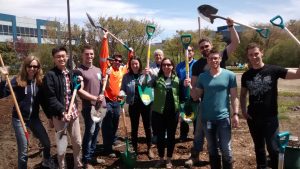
[[16, 56, 43, 87]]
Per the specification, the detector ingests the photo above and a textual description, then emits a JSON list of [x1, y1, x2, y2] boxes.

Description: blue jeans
[[247, 116, 279, 169], [101, 99, 120, 153], [193, 103, 205, 153], [82, 105, 102, 164], [203, 118, 232, 163], [13, 117, 51, 169]]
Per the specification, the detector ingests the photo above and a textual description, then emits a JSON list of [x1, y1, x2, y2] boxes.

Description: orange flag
[[99, 37, 109, 77]]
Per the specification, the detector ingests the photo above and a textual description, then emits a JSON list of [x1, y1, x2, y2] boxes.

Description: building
[[0, 13, 60, 44]]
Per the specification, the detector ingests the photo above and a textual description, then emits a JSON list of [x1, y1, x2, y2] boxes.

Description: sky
[[1, 0, 300, 42]]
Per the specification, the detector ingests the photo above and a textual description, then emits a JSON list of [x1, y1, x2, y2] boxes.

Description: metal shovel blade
[[198, 4, 219, 23], [86, 13, 97, 28]]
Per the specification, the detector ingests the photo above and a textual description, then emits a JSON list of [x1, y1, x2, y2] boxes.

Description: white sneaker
[[42, 158, 57, 169]]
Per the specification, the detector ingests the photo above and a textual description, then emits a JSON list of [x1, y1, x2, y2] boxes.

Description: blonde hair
[[16, 56, 43, 87]]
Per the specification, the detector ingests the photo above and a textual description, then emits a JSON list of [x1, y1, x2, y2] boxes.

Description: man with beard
[[185, 18, 240, 167]]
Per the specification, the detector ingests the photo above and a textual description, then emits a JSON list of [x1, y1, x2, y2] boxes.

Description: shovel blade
[[86, 13, 97, 28], [198, 4, 219, 23]]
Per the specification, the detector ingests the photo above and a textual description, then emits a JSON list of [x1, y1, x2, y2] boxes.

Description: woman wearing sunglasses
[[0, 56, 56, 169], [143, 57, 180, 169]]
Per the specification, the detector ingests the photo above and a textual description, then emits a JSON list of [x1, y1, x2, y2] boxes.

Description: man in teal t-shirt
[[189, 48, 239, 169]]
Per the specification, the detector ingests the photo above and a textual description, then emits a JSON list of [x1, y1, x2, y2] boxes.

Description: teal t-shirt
[[197, 68, 237, 121]]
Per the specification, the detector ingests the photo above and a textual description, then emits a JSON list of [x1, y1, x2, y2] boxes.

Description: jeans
[[129, 100, 152, 149], [193, 103, 205, 153], [82, 105, 102, 164], [101, 99, 120, 153], [153, 111, 179, 158], [12, 117, 51, 169], [203, 118, 232, 165], [247, 116, 279, 169]]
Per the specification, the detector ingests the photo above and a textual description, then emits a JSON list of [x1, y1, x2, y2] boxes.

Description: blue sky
[[1, 0, 300, 42]]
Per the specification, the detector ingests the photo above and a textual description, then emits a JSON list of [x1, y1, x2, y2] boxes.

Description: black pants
[[153, 110, 179, 158], [129, 100, 152, 149], [247, 116, 279, 169]]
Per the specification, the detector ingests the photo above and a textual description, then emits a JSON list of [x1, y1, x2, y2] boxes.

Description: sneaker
[[42, 158, 57, 169], [91, 157, 105, 164], [109, 152, 117, 158], [166, 161, 173, 169]]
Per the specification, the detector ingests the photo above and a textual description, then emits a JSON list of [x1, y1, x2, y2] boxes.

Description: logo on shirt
[[246, 74, 272, 103]]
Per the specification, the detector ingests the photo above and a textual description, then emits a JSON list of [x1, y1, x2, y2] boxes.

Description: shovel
[[86, 13, 132, 51], [277, 131, 290, 169], [119, 96, 137, 168], [56, 75, 81, 139], [270, 15, 300, 46], [138, 24, 156, 106], [0, 54, 30, 143], [197, 4, 270, 38], [179, 34, 197, 124], [90, 67, 111, 123]]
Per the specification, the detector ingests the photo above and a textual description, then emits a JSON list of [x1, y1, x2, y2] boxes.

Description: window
[[3, 25, 8, 35], [8, 26, 12, 35], [17, 27, 21, 36]]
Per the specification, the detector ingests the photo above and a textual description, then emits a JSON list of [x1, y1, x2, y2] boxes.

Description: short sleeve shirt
[[241, 64, 287, 117]]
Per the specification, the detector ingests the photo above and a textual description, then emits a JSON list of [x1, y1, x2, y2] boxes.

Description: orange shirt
[[104, 66, 127, 101]]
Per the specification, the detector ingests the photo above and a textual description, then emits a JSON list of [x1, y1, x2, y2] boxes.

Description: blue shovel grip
[[270, 15, 285, 29], [277, 131, 290, 153]]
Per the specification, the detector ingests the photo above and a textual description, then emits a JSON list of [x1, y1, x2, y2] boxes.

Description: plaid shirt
[[62, 70, 78, 119]]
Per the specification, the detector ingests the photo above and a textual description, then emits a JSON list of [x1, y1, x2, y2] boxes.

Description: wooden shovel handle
[[0, 54, 30, 143]]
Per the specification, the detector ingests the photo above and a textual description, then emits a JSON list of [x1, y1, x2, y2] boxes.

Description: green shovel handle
[[277, 131, 290, 153], [270, 15, 285, 29], [181, 34, 192, 49], [256, 28, 270, 39], [146, 24, 156, 40]]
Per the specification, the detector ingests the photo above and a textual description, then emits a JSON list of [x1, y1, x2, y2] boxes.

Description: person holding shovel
[[186, 17, 240, 167], [43, 46, 83, 169], [119, 56, 154, 159], [77, 45, 106, 168], [240, 42, 300, 169], [0, 56, 56, 169], [102, 53, 127, 158], [143, 57, 180, 169], [188, 48, 239, 169]]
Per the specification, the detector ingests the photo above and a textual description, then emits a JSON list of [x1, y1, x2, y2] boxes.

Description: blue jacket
[[0, 77, 42, 120], [120, 72, 144, 105]]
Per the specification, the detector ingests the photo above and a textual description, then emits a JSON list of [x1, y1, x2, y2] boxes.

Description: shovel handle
[[0, 54, 30, 143], [256, 28, 270, 39], [277, 131, 290, 153], [270, 15, 285, 29]]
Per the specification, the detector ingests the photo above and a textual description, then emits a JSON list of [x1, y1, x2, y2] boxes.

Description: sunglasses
[[114, 59, 122, 63], [162, 63, 172, 67], [200, 45, 210, 50], [27, 65, 39, 69], [188, 49, 193, 52]]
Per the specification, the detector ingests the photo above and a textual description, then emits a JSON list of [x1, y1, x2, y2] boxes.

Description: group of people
[[1, 18, 300, 169]]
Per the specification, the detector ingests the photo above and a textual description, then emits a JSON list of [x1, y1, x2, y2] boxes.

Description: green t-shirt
[[197, 68, 237, 121]]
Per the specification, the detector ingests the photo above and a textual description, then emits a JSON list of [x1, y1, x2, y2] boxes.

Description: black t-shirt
[[241, 64, 288, 118], [192, 49, 228, 77]]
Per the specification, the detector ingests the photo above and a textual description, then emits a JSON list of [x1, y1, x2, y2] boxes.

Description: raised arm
[[225, 18, 240, 56], [230, 87, 239, 128], [285, 67, 300, 79]]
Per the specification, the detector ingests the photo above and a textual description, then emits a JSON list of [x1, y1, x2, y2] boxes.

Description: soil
[[0, 75, 300, 169]]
